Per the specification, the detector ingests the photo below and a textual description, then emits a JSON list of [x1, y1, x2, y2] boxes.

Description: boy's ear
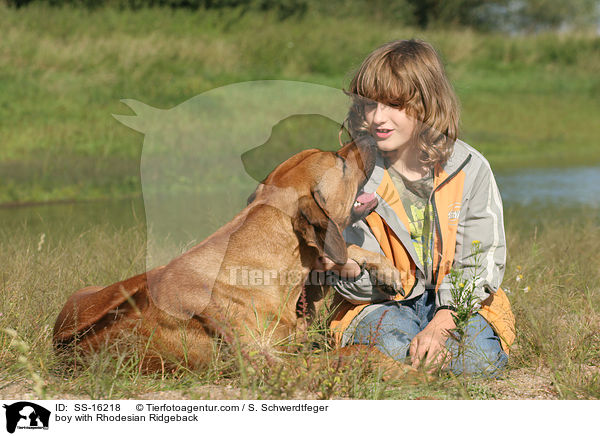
[[292, 194, 348, 265]]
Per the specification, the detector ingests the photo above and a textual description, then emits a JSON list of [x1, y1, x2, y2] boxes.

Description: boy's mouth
[[374, 128, 393, 139]]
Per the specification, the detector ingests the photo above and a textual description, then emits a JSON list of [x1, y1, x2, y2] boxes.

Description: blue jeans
[[350, 290, 508, 378]]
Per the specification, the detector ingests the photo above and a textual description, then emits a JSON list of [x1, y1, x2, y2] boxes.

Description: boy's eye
[[362, 101, 402, 111]]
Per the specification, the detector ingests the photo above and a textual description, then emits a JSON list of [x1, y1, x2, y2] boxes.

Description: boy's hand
[[409, 309, 455, 371]]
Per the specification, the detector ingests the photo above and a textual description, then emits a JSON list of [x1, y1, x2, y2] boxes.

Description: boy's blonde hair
[[345, 39, 459, 167]]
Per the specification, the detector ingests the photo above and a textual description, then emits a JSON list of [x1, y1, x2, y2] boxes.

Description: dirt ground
[[0, 367, 558, 400], [482, 367, 557, 399]]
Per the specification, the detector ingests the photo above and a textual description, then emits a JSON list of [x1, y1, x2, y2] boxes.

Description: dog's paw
[[364, 264, 405, 297]]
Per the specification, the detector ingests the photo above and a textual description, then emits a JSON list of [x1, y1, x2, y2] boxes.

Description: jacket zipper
[[429, 154, 472, 287]]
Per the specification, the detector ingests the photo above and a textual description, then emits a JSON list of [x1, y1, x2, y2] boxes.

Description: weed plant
[[448, 241, 483, 340]]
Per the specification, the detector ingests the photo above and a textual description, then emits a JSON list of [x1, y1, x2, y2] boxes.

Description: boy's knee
[[350, 304, 419, 360], [452, 345, 508, 378], [445, 315, 509, 378]]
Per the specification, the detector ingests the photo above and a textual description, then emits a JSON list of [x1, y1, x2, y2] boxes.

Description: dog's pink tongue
[[356, 192, 375, 204], [352, 191, 378, 218]]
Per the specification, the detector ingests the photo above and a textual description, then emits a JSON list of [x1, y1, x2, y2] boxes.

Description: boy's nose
[[371, 103, 388, 123]]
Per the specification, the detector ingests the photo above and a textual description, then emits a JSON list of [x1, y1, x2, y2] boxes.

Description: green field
[[1, 4, 599, 204]]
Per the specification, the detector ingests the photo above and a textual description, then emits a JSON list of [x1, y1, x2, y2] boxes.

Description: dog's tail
[[52, 269, 159, 349]]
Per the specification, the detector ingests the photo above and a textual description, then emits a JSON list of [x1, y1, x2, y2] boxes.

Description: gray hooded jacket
[[331, 140, 506, 341]]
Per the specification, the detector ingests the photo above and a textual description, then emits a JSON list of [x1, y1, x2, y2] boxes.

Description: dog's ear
[[292, 194, 348, 265], [247, 186, 258, 205]]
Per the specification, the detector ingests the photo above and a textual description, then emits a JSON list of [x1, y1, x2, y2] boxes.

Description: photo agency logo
[[2, 402, 50, 434]]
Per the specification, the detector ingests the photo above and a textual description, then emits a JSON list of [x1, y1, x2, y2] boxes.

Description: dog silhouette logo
[[2, 402, 50, 433], [112, 80, 352, 273]]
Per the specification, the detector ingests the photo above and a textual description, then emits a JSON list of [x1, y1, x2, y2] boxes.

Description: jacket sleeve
[[436, 161, 507, 310], [329, 219, 395, 305]]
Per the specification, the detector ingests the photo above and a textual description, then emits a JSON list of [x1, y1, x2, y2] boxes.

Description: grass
[[501, 205, 600, 399], [1, 205, 599, 400], [1, 4, 599, 204]]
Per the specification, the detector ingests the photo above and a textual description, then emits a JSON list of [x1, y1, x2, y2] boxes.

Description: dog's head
[[249, 136, 377, 265]]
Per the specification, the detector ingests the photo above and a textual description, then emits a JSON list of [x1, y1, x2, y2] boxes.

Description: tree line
[[3, 0, 599, 32]]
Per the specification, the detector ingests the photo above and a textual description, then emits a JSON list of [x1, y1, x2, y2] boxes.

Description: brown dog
[[53, 138, 404, 371]]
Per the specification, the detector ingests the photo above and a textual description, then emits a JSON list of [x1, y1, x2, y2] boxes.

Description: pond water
[[496, 165, 600, 207], [1, 165, 599, 240]]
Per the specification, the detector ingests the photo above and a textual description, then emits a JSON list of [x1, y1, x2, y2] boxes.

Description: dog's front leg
[[346, 244, 405, 297]]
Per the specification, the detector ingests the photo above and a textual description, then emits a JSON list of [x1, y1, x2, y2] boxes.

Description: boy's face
[[363, 101, 417, 154]]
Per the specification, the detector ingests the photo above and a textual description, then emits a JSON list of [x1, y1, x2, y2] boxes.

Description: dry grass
[[1, 205, 599, 400]]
